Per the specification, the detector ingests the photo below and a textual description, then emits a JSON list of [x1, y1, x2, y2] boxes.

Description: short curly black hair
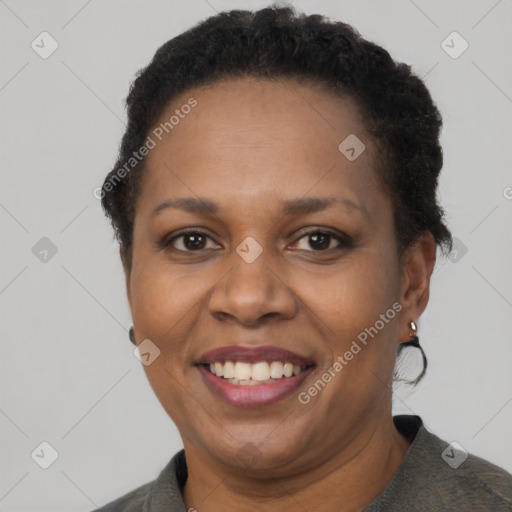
[[101, 5, 452, 272]]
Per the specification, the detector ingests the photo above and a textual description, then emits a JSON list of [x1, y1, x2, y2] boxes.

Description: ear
[[398, 231, 436, 343], [121, 247, 132, 311]]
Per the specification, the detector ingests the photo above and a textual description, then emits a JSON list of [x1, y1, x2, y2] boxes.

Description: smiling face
[[125, 76, 420, 475]]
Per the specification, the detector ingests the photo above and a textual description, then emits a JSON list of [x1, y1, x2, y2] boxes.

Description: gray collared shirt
[[93, 415, 512, 511]]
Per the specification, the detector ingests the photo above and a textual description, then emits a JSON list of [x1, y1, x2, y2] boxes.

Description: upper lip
[[196, 345, 315, 366]]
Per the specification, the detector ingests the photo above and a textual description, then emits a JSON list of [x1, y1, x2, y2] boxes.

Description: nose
[[208, 247, 297, 326]]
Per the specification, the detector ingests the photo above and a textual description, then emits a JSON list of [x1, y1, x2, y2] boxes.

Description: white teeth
[[283, 363, 293, 378], [252, 362, 270, 381], [270, 361, 284, 379], [234, 362, 251, 381], [223, 361, 235, 379], [207, 360, 307, 383]]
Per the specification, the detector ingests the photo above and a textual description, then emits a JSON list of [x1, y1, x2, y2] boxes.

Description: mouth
[[195, 345, 316, 406], [202, 360, 311, 384]]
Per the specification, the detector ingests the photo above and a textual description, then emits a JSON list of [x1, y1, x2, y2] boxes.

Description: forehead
[[137, 76, 382, 214], [150, 76, 368, 152]]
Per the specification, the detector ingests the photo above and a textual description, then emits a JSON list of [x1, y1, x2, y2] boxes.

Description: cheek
[[129, 258, 217, 356], [307, 253, 401, 409], [131, 270, 195, 318], [129, 261, 213, 424], [296, 253, 398, 342]]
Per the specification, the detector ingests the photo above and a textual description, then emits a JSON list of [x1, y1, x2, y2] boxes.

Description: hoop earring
[[396, 319, 427, 384], [129, 326, 136, 345]]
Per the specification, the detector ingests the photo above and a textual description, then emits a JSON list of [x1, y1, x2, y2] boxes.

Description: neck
[[182, 415, 411, 512]]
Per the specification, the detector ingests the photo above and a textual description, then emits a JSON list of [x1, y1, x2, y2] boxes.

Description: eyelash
[[162, 227, 352, 254]]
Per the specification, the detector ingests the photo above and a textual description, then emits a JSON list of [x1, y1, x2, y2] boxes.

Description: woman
[[94, 5, 512, 511]]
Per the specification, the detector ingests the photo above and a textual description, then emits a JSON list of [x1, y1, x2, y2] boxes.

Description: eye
[[166, 230, 220, 252], [291, 229, 350, 252], [162, 228, 351, 254]]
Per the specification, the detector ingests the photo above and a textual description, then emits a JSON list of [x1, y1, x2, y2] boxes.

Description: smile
[[206, 360, 308, 384], [196, 345, 316, 406]]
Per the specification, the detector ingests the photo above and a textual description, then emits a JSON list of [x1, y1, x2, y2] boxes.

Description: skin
[[125, 76, 436, 512]]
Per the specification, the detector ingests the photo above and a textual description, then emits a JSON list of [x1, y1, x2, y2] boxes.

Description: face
[[126, 77, 413, 475]]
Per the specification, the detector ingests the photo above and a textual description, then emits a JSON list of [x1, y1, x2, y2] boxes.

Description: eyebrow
[[150, 196, 367, 219]]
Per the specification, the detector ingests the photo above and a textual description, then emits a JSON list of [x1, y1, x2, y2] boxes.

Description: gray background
[[1, 0, 511, 510]]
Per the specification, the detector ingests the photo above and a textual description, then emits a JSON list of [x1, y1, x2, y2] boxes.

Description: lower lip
[[197, 365, 315, 407]]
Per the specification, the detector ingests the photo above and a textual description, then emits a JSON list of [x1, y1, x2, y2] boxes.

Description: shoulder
[[422, 445, 512, 508], [91, 480, 154, 512], [367, 416, 512, 511], [415, 423, 511, 508]]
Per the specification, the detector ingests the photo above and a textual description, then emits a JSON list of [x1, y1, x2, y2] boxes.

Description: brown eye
[[167, 231, 219, 252], [292, 229, 350, 252], [182, 233, 207, 250], [308, 232, 331, 250]]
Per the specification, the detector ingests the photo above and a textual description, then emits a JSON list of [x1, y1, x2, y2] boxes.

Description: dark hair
[[101, 5, 453, 384]]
